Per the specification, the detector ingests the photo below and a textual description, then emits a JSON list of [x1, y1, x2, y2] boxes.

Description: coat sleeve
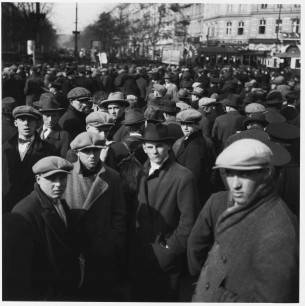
[[166, 171, 200, 255]]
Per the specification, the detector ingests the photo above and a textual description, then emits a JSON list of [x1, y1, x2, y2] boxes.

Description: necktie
[[54, 200, 67, 227], [18, 138, 31, 144]]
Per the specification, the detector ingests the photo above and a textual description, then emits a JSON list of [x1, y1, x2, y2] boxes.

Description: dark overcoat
[[2, 133, 54, 213], [11, 184, 81, 300], [24, 75, 45, 106], [192, 188, 299, 302], [37, 124, 71, 158], [58, 104, 87, 140]]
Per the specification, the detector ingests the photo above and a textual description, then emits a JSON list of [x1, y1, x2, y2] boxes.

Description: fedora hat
[[100, 92, 130, 108], [144, 107, 165, 123], [243, 112, 268, 128], [243, 92, 262, 104], [124, 108, 146, 125], [177, 88, 190, 99], [265, 122, 300, 142], [160, 100, 180, 113], [33, 93, 59, 110], [139, 123, 174, 143], [39, 97, 64, 113]]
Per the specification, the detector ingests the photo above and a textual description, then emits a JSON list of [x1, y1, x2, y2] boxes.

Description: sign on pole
[[27, 40, 35, 55], [162, 49, 180, 65]]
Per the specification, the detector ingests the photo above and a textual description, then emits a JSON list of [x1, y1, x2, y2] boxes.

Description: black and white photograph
[[1, 1, 301, 303]]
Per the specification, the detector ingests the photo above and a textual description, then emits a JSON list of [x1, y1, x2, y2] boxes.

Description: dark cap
[[265, 122, 300, 141], [2, 97, 17, 114], [124, 108, 146, 125], [160, 100, 180, 113], [33, 156, 73, 178], [13, 105, 42, 120], [70, 132, 105, 151], [67, 87, 91, 100], [243, 113, 268, 128], [266, 90, 283, 105]]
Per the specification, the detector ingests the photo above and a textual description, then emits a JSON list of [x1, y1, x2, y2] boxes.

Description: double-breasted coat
[[11, 183, 81, 300], [192, 188, 299, 302]]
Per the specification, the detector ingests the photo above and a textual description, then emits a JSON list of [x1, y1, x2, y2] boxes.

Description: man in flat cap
[[128, 123, 199, 302], [63, 132, 126, 301], [8, 156, 81, 300], [189, 139, 298, 302], [58, 87, 92, 140], [2, 105, 54, 212], [173, 109, 211, 206]]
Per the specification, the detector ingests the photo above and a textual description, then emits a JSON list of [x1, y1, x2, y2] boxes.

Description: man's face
[[143, 141, 170, 165], [108, 103, 122, 120], [224, 169, 267, 205], [71, 98, 89, 112], [42, 112, 60, 129], [77, 148, 101, 170], [36, 173, 68, 200], [14, 116, 37, 138], [181, 122, 198, 137], [86, 125, 110, 140]]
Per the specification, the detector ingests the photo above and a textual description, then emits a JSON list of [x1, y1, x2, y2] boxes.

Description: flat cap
[[2, 97, 17, 113], [13, 105, 42, 120], [190, 87, 205, 97], [272, 75, 285, 85], [86, 112, 114, 127], [198, 97, 216, 108], [192, 82, 202, 88], [70, 132, 105, 151], [244, 103, 265, 114], [176, 102, 192, 111], [33, 156, 73, 178], [176, 109, 202, 123], [67, 87, 91, 100]]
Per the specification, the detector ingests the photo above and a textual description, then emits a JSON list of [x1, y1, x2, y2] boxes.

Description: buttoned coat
[[192, 189, 299, 302], [37, 125, 71, 158], [11, 184, 81, 300], [2, 133, 54, 213]]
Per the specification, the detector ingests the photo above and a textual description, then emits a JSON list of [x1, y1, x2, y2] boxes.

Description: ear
[[35, 174, 41, 184], [76, 150, 81, 157], [263, 166, 273, 179], [142, 143, 147, 153], [14, 120, 18, 127], [86, 124, 90, 131]]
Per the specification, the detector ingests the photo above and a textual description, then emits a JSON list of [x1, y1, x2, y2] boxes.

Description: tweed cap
[[176, 109, 202, 123], [86, 112, 114, 127], [176, 102, 192, 111], [153, 84, 167, 96], [139, 123, 174, 142], [13, 105, 42, 120], [67, 87, 91, 100], [198, 97, 217, 108], [2, 97, 17, 114], [70, 132, 105, 151], [124, 108, 146, 125], [245, 103, 265, 114], [100, 92, 130, 108], [33, 156, 73, 178], [190, 87, 205, 97]]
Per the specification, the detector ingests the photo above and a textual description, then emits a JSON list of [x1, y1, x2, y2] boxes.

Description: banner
[[91, 40, 101, 49], [27, 40, 35, 55], [99, 52, 108, 64], [162, 50, 180, 65]]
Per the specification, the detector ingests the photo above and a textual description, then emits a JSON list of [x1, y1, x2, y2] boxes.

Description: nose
[[232, 176, 242, 189]]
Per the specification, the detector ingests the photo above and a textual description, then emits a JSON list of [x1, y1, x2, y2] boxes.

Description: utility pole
[[73, 3, 80, 60]]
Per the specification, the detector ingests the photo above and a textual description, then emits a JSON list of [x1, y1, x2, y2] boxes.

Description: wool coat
[[192, 187, 299, 302], [58, 104, 87, 140], [2, 115, 17, 144], [63, 160, 126, 299], [11, 184, 81, 300], [136, 75, 149, 99], [129, 157, 200, 301], [2, 133, 54, 213], [37, 124, 71, 158]]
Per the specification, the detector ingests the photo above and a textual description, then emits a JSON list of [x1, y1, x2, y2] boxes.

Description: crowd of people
[[2, 60, 300, 302]]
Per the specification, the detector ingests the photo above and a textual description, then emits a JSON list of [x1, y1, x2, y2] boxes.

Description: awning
[[273, 52, 300, 58]]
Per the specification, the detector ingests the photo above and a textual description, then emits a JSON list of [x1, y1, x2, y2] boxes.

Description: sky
[[48, 2, 117, 35]]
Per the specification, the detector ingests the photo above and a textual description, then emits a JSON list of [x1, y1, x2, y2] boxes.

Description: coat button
[[221, 255, 227, 263], [205, 282, 210, 290]]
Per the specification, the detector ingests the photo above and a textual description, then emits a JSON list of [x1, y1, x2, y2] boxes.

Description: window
[[275, 19, 282, 34], [292, 19, 300, 33], [238, 21, 244, 35], [261, 4, 267, 9], [295, 59, 300, 68], [259, 19, 266, 34], [227, 5, 233, 12], [226, 22, 232, 35]]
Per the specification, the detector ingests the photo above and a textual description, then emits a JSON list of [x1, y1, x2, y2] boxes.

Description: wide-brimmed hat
[[220, 94, 242, 108], [190, 87, 205, 97], [265, 122, 300, 142], [177, 88, 190, 99], [32, 156, 73, 178], [124, 108, 146, 125], [139, 123, 174, 142], [243, 113, 268, 128], [160, 100, 180, 113], [243, 92, 262, 104], [100, 92, 130, 108], [38, 96, 64, 113], [265, 90, 283, 105]]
